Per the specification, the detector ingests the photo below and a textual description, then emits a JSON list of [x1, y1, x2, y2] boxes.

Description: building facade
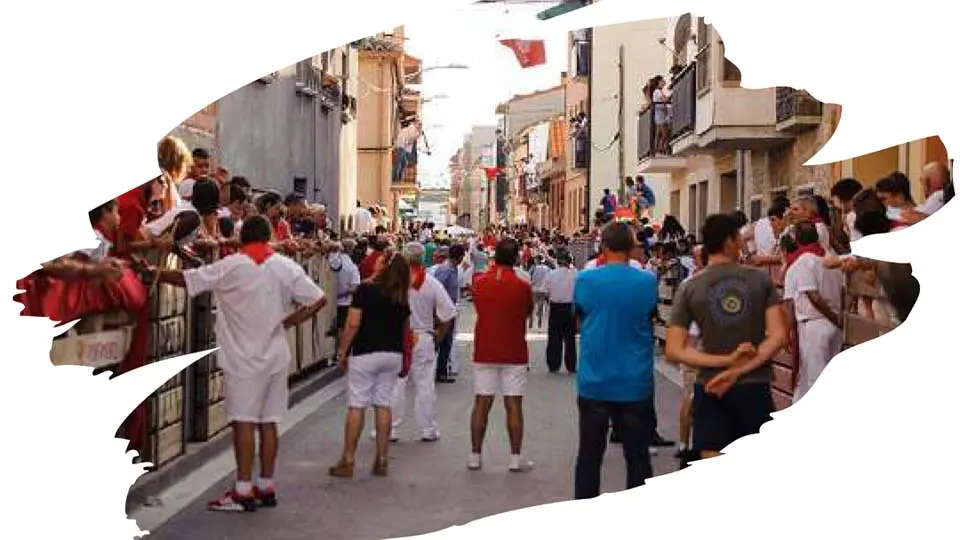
[[563, 28, 591, 235]]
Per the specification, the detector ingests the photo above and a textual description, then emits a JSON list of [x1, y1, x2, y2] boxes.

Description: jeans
[[546, 303, 576, 372], [435, 317, 456, 378], [575, 396, 654, 500], [392, 148, 412, 183]]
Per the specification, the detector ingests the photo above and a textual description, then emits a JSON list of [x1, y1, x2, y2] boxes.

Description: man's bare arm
[[665, 326, 741, 368], [726, 304, 787, 376]]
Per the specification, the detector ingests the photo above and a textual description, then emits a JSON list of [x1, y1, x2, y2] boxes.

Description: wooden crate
[[148, 385, 184, 430], [149, 316, 186, 359], [206, 400, 229, 437], [147, 421, 184, 469], [191, 370, 227, 442]]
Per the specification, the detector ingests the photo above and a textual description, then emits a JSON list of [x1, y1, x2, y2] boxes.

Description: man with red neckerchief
[[156, 215, 326, 513]]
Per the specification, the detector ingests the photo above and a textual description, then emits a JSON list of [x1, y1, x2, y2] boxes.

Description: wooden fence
[[48, 251, 340, 471]]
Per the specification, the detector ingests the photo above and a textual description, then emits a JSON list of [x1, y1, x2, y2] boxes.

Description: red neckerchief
[[411, 264, 427, 290], [240, 242, 275, 265], [784, 242, 825, 271], [595, 255, 607, 267]]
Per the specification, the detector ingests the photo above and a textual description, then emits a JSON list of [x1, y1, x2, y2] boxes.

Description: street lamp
[[404, 63, 469, 82]]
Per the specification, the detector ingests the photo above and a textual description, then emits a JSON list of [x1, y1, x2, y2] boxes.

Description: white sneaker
[[467, 453, 482, 471], [508, 456, 534, 473], [370, 430, 400, 443]]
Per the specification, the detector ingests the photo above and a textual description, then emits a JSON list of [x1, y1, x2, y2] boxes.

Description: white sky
[[403, 2, 569, 189]]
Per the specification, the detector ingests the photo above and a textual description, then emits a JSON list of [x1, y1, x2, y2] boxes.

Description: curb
[[125, 366, 342, 512]]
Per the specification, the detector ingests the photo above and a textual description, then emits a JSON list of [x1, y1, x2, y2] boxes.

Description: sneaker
[[208, 490, 257, 512], [508, 457, 534, 473], [467, 453, 482, 471], [651, 432, 675, 447], [370, 430, 400, 443], [253, 486, 277, 508], [420, 434, 440, 442]]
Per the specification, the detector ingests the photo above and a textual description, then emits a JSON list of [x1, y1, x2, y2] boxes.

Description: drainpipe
[[735, 149, 745, 211]]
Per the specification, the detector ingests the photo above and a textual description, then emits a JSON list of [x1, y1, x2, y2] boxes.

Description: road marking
[[130, 379, 346, 533]]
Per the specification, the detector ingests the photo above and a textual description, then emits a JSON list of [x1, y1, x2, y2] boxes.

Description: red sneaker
[[253, 486, 278, 508], [207, 490, 257, 512]]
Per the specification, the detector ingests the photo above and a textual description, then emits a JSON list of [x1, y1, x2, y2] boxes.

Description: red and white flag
[[499, 39, 547, 69]]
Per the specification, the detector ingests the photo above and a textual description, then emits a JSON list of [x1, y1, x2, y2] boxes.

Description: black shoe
[[651, 432, 675, 447]]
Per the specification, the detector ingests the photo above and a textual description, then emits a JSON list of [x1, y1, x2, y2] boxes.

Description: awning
[[537, 1, 586, 21]]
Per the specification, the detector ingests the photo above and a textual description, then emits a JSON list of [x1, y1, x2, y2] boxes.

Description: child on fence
[[156, 215, 327, 512]]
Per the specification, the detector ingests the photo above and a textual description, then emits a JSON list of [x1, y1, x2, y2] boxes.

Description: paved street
[[144, 303, 683, 540]]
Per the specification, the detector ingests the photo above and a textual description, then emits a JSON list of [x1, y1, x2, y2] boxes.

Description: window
[[293, 176, 307, 196], [749, 197, 763, 222], [342, 50, 349, 80]]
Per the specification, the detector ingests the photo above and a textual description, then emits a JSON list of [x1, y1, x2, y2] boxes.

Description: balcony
[[668, 62, 698, 155], [571, 40, 590, 78], [637, 106, 687, 173], [573, 132, 588, 169], [776, 87, 823, 133]]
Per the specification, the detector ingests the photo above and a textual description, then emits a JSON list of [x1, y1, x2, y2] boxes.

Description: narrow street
[[140, 303, 683, 540]]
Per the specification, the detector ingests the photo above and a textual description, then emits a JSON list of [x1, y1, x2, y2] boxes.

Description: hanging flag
[[499, 39, 547, 69], [483, 166, 502, 181]]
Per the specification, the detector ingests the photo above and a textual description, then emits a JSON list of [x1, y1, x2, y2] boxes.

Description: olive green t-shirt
[[669, 263, 781, 385]]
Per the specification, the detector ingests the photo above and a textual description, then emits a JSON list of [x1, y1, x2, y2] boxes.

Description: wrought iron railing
[[776, 87, 823, 124], [638, 107, 655, 159], [670, 63, 697, 141], [573, 133, 589, 169]]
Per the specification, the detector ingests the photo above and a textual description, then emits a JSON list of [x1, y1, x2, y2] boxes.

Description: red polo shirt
[[472, 265, 533, 365]]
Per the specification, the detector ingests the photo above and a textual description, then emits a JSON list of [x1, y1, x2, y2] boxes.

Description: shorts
[[224, 369, 289, 424], [336, 305, 350, 330], [347, 352, 402, 408], [692, 382, 773, 452], [473, 364, 527, 397]]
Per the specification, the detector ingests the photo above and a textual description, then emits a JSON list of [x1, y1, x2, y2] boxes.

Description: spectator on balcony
[[782, 221, 843, 403], [393, 118, 430, 184], [651, 76, 672, 155], [902, 162, 952, 225], [157, 214, 327, 512], [600, 189, 617, 220], [636, 176, 656, 211]]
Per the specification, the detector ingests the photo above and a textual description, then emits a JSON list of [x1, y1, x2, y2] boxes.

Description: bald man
[[903, 162, 952, 225]]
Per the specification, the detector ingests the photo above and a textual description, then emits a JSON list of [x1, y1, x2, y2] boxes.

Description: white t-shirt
[[583, 258, 646, 272], [916, 189, 945, 215], [515, 267, 532, 283], [145, 201, 197, 237], [396, 125, 420, 153], [184, 253, 325, 377], [331, 252, 361, 307], [408, 274, 457, 333], [530, 264, 550, 292], [783, 252, 843, 323], [753, 217, 777, 256], [845, 211, 862, 243], [178, 178, 197, 201], [79, 229, 113, 261], [815, 222, 836, 256], [354, 207, 374, 234], [544, 267, 577, 303]]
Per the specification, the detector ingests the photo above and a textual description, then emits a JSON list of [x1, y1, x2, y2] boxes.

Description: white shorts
[[473, 364, 527, 397], [224, 369, 289, 425], [348, 352, 403, 409]]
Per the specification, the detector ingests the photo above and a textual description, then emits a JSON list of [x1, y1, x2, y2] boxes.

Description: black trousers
[[575, 396, 654, 500], [435, 317, 456, 378], [546, 303, 577, 372], [610, 384, 659, 439]]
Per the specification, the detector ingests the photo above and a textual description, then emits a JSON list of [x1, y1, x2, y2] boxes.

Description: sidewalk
[[140, 306, 685, 540]]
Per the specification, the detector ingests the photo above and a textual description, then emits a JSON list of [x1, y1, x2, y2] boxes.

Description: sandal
[[328, 460, 355, 478], [372, 456, 389, 477]]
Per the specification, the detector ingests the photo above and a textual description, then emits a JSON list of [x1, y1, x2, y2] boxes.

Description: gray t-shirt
[[669, 263, 781, 385]]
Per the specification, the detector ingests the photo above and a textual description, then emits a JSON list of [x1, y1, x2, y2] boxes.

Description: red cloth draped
[[784, 243, 825, 271], [15, 267, 150, 454], [240, 242, 274, 265]]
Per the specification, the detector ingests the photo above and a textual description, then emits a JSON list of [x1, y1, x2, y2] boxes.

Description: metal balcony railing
[[670, 63, 697, 141], [776, 87, 823, 123], [638, 107, 655, 160], [573, 133, 589, 169]]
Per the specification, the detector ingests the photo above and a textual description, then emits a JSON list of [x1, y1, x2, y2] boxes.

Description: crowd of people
[[17, 132, 946, 514]]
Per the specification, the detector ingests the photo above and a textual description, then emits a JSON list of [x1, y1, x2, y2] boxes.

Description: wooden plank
[[772, 388, 793, 411], [159, 386, 184, 428], [844, 313, 890, 347], [206, 400, 228, 438], [49, 327, 132, 369], [771, 363, 793, 395], [150, 316, 186, 359], [153, 421, 184, 468]]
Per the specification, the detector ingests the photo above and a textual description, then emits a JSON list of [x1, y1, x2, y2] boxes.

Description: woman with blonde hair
[[330, 251, 412, 478], [156, 135, 193, 213]]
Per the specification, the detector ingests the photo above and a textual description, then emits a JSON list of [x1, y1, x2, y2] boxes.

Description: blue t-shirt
[[574, 263, 658, 402]]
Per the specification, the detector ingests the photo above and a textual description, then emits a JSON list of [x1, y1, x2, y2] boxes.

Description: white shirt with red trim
[[184, 253, 325, 377]]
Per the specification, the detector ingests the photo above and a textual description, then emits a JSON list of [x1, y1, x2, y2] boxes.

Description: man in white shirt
[[157, 215, 326, 512], [903, 161, 951, 224], [783, 221, 843, 404], [392, 118, 429, 183], [829, 178, 864, 245], [790, 197, 835, 256], [391, 242, 456, 441], [177, 147, 212, 201], [354, 201, 374, 235], [544, 252, 578, 373], [529, 256, 551, 329], [329, 242, 361, 334]]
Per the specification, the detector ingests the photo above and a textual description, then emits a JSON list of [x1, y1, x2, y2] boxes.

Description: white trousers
[[792, 318, 843, 404], [391, 332, 439, 438]]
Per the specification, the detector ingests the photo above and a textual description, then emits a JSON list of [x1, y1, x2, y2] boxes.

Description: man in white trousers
[[389, 242, 457, 441], [783, 221, 844, 403]]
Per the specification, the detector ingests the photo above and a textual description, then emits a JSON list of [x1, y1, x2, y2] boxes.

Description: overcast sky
[[403, 2, 568, 189]]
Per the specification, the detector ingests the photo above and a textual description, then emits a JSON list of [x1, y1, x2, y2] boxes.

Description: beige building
[[338, 46, 360, 231], [589, 16, 672, 219], [356, 27, 420, 230], [640, 15, 950, 237], [562, 28, 591, 235]]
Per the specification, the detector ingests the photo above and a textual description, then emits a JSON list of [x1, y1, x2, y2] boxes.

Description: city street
[[140, 303, 683, 540]]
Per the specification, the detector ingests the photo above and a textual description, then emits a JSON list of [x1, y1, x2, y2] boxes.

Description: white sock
[[258, 477, 275, 491], [509, 454, 522, 466], [235, 481, 253, 496]]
